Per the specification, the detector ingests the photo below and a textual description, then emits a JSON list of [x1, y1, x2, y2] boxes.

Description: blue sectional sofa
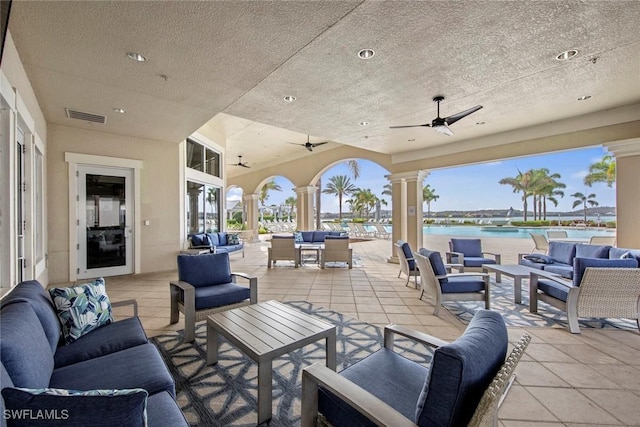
[[0, 281, 187, 427], [294, 230, 346, 243], [519, 242, 640, 278], [188, 231, 244, 256]]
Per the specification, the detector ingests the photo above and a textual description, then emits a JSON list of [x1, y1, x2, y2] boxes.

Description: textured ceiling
[[7, 1, 640, 176]]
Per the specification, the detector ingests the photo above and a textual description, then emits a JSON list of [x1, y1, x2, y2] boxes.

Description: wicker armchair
[[320, 236, 352, 269], [267, 235, 300, 268], [530, 257, 640, 333], [395, 241, 420, 288]]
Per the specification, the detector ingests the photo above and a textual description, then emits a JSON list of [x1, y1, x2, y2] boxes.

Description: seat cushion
[[462, 257, 496, 268], [548, 242, 576, 265], [398, 241, 416, 271], [147, 391, 189, 427], [450, 239, 483, 257], [177, 253, 232, 287], [53, 317, 148, 368], [575, 244, 611, 259], [416, 310, 507, 427], [0, 280, 62, 352], [440, 277, 486, 293], [523, 254, 556, 264], [418, 249, 448, 284], [518, 258, 545, 270], [319, 348, 428, 427], [193, 282, 251, 310], [0, 302, 54, 389], [537, 278, 570, 302], [542, 263, 573, 279], [50, 343, 175, 397]]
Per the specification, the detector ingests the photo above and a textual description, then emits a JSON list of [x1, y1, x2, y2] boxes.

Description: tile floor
[[86, 236, 640, 426]]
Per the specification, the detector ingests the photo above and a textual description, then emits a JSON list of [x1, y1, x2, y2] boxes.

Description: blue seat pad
[[194, 282, 251, 310], [462, 257, 496, 268], [542, 264, 573, 279], [537, 279, 569, 302], [53, 317, 148, 368], [319, 348, 428, 426], [518, 258, 545, 270], [441, 277, 485, 293], [147, 391, 190, 427], [50, 343, 175, 397]]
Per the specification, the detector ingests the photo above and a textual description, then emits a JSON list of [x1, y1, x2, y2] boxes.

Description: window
[[186, 182, 220, 234], [187, 138, 221, 178], [35, 147, 44, 262]]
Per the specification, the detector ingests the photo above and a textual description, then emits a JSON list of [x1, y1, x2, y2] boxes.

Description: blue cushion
[[293, 232, 304, 243], [177, 253, 232, 287], [575, 244, 611, 259], [319, 348, 429, 426], [300, 231, 314, 242], [518, 258, 546, 270], [450, 239, 483, 257], [542, 264, 573, 279], [398, 241, 416, 271], [312, 231, 331, 242], [0, 280, 62, 352], [609, 248, 640, 263], [50, 343, 175, 397], [206, 232, 220, 247], [537, 278, 570, 302], [548, 242, 576, 265], [147, 391, 189, 427], [1, 387, 148, 427], [194, 283, 251, 310], [462, 257, 497, 268], [53, 317, 148, 368], [190, 233, 210, 248], [572, 257, 638, 287], [416, 310, 507, 427], [523, 254, 556, 264], [441, 277, 486, 293], [325, 235, 348, 241], [418, 249, 448, 284], [217, 232, 228, 246], [227, 233, 240, 245], [0, 302, 54, 389]]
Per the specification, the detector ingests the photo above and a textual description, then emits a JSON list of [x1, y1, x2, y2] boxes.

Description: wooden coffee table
[[206, 300, 336, 425], [482, 264, 550, 304]]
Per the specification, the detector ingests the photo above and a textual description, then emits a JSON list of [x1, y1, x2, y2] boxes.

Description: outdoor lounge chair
[[547, 230, 568, 239], [374, 223, 390, 239], [415, 249, 490, 315], [529, 257, 640, 333], [395, 240, 420, 288], [320, 235, 352, 269], [446, 238, 501, 271], [170, 253, 258, 342], [529, 233, 549, 253], [589, 235, 616, 246], [268, 235, 300, 268], [301, 310, 531, 427]]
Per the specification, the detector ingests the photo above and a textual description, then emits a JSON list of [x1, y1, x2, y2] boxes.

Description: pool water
[[365, 225, 615, 240]]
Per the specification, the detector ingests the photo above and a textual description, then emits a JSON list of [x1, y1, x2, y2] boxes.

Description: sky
[[226, 146, 615, 214]]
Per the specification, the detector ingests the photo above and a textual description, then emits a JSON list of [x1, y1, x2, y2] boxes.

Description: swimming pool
[[365, 224, 615, 239]]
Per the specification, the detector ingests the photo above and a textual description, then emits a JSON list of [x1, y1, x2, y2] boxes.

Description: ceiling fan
[[390, 96, 483, 136], [288, 135, 329, 152], [230, 155, 250, 168]]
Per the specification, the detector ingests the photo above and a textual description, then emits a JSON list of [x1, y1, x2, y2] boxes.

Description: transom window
[[186, 138, 221, 178]]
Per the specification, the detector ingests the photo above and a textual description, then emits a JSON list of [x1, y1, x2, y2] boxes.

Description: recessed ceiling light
[[113, 108, 126, 114], [358, 49, 375, 60], [359, 121, 369, 126], [283, 96, 296, 102], [126, 52, 147, 62], [555, 49, 578, 61], [476, 121, 486, 125], [408, 139, 415, 142], [577, 95, 592, 101]]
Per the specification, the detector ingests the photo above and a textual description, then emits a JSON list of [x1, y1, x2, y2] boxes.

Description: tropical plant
[[422, 184, 439, 219], [346, 188, 381, 218], [259, 179, 282, 206], [382, 183, 392, 197], [529, 168, 565, 220], [584, 154, 616, 187], [571, 191, 599, 222], [284, 196, 297, 221], [499, 170, 534, 221], [322, 175, 357, 219], [316, 159, 360, 227]]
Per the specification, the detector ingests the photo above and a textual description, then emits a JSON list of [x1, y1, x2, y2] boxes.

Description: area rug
[[443, 277, 638, 331], [151, 301, 432, 426]]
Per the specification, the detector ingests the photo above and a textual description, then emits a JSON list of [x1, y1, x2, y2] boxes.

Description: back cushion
[[0, 302, 54, 388], [300, 231, 314, 242], [548, 242, 576, 265], [418, 249, 448, 284], [312, 231, 330, 242], [398, 241, 415, 270], [450, 239, 482, 257], [177, 253, 232, 287], [207, 232, 220, 247], [0, 280, 61, 352], [415, 310, 507, 427], [575, 244, 611, 259], [609, 248, 640, 263], [217, 232, 228, 246], [572, 257, 639, 287], [190, 233, 211, 247]]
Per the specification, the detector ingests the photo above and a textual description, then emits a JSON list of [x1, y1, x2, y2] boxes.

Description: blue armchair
[[395, 240, 420, 288], [447, 238, 501, 273], [170, 253, 257, 342], [301, 310, 531, 427]]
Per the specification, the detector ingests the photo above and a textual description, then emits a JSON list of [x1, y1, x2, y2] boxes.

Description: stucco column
[[386, 170, 429, 263], [605, 138, 640, 248], [295, 186, 316, 231], [242, 193, 260, 242]]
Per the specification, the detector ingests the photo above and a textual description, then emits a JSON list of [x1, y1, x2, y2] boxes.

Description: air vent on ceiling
[[65, 108, 107, 124]]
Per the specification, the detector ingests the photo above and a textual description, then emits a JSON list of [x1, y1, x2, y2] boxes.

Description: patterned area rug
[[151, 301, 432, 427], [444, 276, 638, 331]]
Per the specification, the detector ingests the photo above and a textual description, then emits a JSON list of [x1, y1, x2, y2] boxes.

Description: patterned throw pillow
[[227, 233, 240, 245], [49, 278, 113, 344], [293, 231, 304, 243], [2, 387, 148, 427]]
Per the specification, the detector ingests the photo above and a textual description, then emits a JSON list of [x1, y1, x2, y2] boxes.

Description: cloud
[[483, 161, 503, 167], [572, 170, 588, 179]]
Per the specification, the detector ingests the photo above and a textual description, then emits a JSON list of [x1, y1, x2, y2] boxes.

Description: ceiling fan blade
[[305, 145, 313, 152], [241, 164, 250, 168], [444, 105, 483, 126], [311, 142, 328, 147], [433, 123, 454, 136], [389, 124, 431, 129], [287, 142, 303, 146]]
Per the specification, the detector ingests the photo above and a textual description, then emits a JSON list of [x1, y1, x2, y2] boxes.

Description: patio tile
[[499, 385, 559, 423], [527, 387, 620, 425], [525, 344, 578, 363], [580, 388, 640, 425], [514, 361, 570, 387], [542, 362, 619, 388]]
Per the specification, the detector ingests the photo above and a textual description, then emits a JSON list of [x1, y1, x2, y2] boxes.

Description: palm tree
[[259, 179, 282, 222], [584, 154, 616, 187], [322, 175, 356, 219], [206, 187, 218, 231], [347, 188, 379, 218], [499, 170, 533, 221], [529, 168, 565, 220], [284, 196, 296, 221], [423, 184, 439, 219], [571, 191, 599, 222], [382, 183, 392, 197], [316, 159, 360, 228]]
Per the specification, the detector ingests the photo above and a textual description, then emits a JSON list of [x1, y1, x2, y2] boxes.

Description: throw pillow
[[227, 233, 240, 245], [49, 278, 113, 344], [1, 387, 147, 427], [523, 254, 555, 264], [293, 231, 304, 243]]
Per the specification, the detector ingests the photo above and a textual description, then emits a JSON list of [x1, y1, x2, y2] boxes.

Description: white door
[[77, 165, 133, 279]]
